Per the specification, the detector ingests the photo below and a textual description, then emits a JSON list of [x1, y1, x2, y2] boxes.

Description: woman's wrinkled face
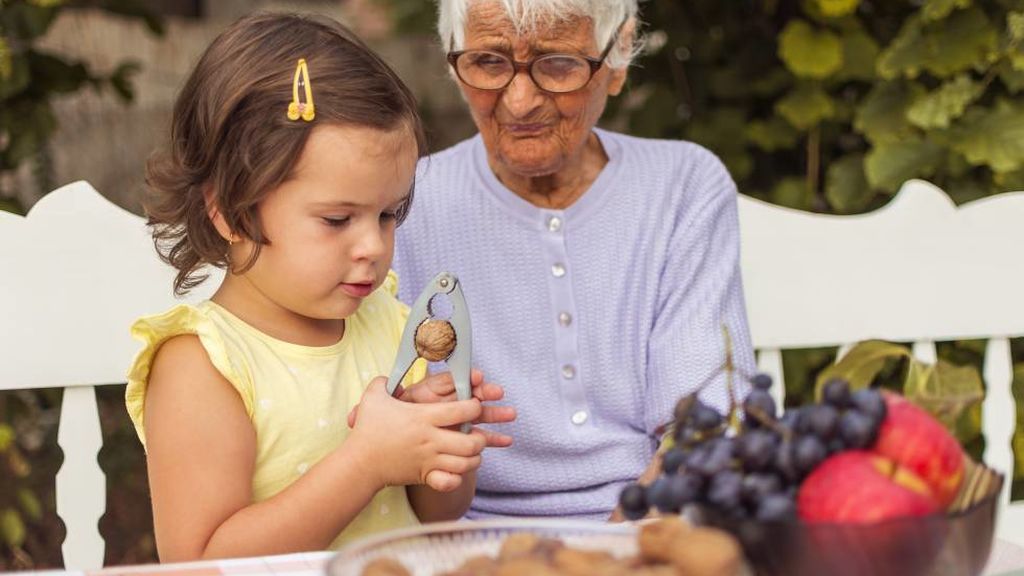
[[457, 3, 628, 178]]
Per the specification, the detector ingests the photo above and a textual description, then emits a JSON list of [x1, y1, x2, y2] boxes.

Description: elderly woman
[[394, 0, 756, 520]]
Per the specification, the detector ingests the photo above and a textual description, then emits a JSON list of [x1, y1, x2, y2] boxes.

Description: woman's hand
[[347, 377, 487, 492]]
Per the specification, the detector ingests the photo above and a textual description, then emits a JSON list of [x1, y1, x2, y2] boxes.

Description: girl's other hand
[[350, 369, 515, 447], [347, 377, 486, 491]]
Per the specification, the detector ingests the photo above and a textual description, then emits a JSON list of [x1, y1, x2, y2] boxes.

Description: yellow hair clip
[[287, 58, 315, 122]]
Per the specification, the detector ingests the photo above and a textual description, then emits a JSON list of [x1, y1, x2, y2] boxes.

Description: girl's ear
[[203, 186, 235, 242]]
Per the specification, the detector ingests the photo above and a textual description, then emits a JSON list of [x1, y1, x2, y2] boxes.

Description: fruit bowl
[[325, 519, 639, 576], [697, 462, 1003, 576]]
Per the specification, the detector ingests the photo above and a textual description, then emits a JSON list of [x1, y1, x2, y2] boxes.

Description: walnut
[[665, 527, 743, 576], [414, 319, 457, 362], [638, 517, 691, 564]]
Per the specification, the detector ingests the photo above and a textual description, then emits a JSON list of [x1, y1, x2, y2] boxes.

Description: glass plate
[[326, 518, 637, 576]]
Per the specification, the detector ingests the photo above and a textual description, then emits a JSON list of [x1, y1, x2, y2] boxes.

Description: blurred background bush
[[1, 0, 1022, 568]]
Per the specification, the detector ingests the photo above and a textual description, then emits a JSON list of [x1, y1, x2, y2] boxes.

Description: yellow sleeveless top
[[125, 271, 426, 549]]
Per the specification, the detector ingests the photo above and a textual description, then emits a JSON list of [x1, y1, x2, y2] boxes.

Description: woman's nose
[[501, 71, 545, 117]]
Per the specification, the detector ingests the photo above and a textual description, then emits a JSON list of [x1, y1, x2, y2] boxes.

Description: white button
[[571, 410, 588, 425], [558, 312, 572, 326], [547, 216, 562, 232], [561, 364, 576, 379], [551, 263, 566, 278], [296, 462, 310, 475]]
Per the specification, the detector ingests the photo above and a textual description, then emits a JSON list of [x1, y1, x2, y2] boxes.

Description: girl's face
[[226, 124, 417, 332]]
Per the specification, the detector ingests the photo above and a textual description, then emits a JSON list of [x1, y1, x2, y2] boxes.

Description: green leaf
[[775, 83, 836, 129], [1, 101, 56, 167], [906, 74, 983, 129], [27, 51, 88, 94], [16, 490, 41, 522], [770, 176, 814, 210], [922, 0, 971, 22], [835, 29, 880, 82], [778, 21, 844, 78], [994, 168, 1024, 192], [814, 0, 859, 18], [1008, 11, 1024, 44], [854, 81, 922, 144], [108, 61, 141, 103], [825, 153, 871, 213], [998, 60, 1024, 92], [815, 340, 912, 398], [0, 509, 25, 548], [865, 138, 944, 192], [904, 359, 984, 437], [0, 37, 11, 81], [0, 2, 58, 39], [878, 9, 998, 79], [944, 99, 1024, 173], [745, 116, 800, 151], [0, 424, 13, 452], [0, 197, 24, 215], [0, 52, 30, 99]]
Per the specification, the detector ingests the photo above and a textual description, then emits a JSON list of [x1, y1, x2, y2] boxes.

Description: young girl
[[125, 12, 514, 562]]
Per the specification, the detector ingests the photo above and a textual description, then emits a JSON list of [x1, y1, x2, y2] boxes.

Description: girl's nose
[[353, 222, 388, 262]]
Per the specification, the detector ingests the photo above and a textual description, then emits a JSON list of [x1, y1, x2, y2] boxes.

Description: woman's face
[[456, 3, 628, 178]]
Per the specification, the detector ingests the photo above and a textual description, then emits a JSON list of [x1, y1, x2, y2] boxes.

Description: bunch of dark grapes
[[618, 375, 888, 523]]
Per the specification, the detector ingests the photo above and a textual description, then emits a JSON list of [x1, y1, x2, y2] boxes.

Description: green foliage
[[0, 0, 162, 211], [816, 340, 985, 438]]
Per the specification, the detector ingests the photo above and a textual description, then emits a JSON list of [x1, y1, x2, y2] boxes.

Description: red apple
[[873, 392, 965, 507], [798, 451, 939, 523]]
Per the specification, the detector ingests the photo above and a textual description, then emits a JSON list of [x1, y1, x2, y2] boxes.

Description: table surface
[[18, 538, 1024, 576]]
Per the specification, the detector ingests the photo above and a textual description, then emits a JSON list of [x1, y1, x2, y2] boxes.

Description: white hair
[[438, 0, 640, 69]]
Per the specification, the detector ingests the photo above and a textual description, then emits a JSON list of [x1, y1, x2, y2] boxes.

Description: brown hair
[[145, 12, 427, 295]]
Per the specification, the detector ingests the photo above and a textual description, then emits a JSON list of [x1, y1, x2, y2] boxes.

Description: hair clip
[[287, 58, 315, 122]]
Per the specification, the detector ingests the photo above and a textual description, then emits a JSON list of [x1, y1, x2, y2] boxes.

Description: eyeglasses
[[446, 18, 627, 94]]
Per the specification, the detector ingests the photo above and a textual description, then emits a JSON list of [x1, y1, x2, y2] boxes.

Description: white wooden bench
[[0, 179, 1020, 568]]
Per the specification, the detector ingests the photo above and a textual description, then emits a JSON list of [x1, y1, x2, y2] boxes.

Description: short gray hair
[[438, 0, 639, 69]]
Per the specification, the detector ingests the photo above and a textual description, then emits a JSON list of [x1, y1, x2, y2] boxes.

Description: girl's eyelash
[[322, 217, 350, 227]]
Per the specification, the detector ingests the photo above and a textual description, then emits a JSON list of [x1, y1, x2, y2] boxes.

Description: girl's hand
[[347, 377, 487, 492], [350, 369, 515, 448]]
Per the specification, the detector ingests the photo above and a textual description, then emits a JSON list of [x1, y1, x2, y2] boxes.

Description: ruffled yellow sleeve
[[124, 304, 254, 448]]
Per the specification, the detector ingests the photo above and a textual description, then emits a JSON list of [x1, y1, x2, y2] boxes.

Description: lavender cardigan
[[394, 129, 755, 520]]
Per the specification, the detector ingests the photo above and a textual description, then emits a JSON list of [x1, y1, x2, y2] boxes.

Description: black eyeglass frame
[[445, 17, 628, 94]]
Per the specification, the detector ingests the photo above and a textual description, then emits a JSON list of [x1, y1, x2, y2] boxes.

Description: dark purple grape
[[743, 389, 777, 423], [851, 388, 887, 424], [662, 448, 687, 475], [619, 483, 647, 520], [750, 373, 773, 391], [779, 408, 801, 431], [741, 472, 782, 507], [822, 378, 852, 408], [665, 472, 703, 511], [647, 477, 674, 513], [773, 439, 798, 482], [689, 402, 724, 431], [792, 407, 813, 435], [806, 404, 840, 441], [839, 410, 876, 449], [793, 435, 828, 475], [707, 470, 743, 510], [827, 438, 846, 454], [737, 429, 777, 472], [756, 494, 797, 522]]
